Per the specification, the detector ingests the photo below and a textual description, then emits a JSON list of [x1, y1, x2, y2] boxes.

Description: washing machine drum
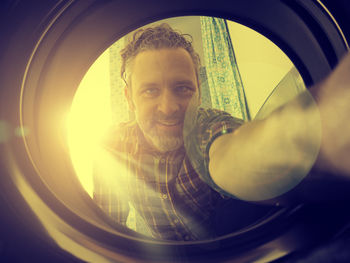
[[0, 0, 349, 262]]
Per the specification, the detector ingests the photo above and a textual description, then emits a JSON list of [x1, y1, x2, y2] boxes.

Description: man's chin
[[148, 134, 183, 153]]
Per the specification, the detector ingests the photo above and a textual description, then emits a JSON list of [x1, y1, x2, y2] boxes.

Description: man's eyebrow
[[139, 80, 196, 88], [172, 80, 196, 87], [139, 82, 159, 89]]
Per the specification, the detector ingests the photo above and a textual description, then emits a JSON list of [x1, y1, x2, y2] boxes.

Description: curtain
[[200, 17, 250, 121], [109, 38, 130, 124]]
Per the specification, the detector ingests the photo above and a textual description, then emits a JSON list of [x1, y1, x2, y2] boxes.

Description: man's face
[[126, 48, 200, 152]]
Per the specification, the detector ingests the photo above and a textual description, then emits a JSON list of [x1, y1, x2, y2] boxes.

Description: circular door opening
[[1, 0, 348, 262]]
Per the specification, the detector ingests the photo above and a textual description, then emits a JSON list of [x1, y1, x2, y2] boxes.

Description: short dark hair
[[120, 23, 201, 87]]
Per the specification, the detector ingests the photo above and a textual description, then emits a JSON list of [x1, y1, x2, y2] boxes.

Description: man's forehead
[[131, 48, 197, 80], [134, 48, 194, 65]]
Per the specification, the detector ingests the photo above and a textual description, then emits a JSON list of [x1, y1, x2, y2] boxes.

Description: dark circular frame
[[0, 0, 349, 262]]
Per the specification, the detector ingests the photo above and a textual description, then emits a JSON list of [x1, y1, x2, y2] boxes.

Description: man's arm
[[209, 52, 350, 204]]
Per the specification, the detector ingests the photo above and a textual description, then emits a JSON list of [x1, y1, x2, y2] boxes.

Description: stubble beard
[[137, 118, 184, 153]]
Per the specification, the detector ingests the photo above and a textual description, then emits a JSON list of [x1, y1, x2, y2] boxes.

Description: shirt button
[[162, 194, 167, 199]]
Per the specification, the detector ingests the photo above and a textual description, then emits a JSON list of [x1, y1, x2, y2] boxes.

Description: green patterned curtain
[[200, 17, 250, 120]]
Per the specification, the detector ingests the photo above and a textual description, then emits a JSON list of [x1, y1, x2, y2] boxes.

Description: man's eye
[[142, 88, 158, 96], [175, 86, 193, 94]]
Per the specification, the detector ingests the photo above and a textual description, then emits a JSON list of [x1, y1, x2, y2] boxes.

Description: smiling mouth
[[155, 120, 183, 132], [156, 121, 181, 126]]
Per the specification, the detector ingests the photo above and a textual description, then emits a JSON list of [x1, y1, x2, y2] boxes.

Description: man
[[93, 23, 350, 241], [93, 23, 273, 241]]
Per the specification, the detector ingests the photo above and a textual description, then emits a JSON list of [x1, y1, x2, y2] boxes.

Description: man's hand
[[311, 51, 350, 176]]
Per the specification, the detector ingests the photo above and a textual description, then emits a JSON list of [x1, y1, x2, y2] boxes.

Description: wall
[[227, 20, 294, 118]]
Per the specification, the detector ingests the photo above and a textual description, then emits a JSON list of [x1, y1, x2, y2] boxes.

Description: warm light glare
[[67, 50, 112, 196]]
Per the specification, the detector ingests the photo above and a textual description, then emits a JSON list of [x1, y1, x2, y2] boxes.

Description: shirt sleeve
[[183, 108, 243, 198]]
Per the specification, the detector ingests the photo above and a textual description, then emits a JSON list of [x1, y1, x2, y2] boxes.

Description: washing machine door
[[0, 0, 350, 262]]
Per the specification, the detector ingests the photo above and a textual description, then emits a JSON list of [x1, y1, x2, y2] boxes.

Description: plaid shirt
[[93, 108, 244, 241]]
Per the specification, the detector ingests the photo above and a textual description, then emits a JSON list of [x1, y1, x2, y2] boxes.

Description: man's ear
[[198, 91, 202, 105], [196, 85, 202, 106], [124, 86, 135, 111], [196, 80, 202, 106]]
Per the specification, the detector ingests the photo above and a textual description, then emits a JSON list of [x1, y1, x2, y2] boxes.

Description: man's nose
[[157, 89, 180, 116]]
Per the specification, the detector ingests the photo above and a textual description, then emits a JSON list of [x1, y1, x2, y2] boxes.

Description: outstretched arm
[[208, 52, 350, 204]]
